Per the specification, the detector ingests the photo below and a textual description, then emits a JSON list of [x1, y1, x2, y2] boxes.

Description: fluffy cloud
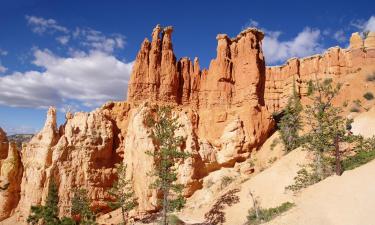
[[242, 19, 259, 30], [364, 16, 375, 32], [25, 15, 126, 54], [263, 27, 323, 65], [56, 36, 70, 45], [0, 49, 133, 109], [26, 15, 69, 34], [242, 19, 323, 65], [351, 16, 375, 32]]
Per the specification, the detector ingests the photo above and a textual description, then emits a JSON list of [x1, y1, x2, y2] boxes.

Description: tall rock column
[[17, 107, 59, 217], [0, 142, 23, 221]]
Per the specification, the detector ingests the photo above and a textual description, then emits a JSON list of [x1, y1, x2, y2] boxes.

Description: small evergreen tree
[[145, 106, 189, 225], [278, 79, 303, 152], [71, 188, 97, 225], [107, 163, 138, 225], [303, 78, 348, 179], [28, 180, 75, 225]]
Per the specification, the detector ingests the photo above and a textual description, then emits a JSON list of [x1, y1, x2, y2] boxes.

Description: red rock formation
[[265, 33, 375, 113]]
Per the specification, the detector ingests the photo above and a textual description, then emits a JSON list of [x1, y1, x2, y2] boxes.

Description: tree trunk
[[163, 190, 168, 225], [249, 191, 259, 219], [121, 207, 127, 225], [335, 136, 342, 176]]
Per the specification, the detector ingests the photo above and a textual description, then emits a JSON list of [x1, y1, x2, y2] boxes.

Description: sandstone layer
[[3, 27, 375, 224], [265, 31, 375, 113], [0, 129, 23, 221]]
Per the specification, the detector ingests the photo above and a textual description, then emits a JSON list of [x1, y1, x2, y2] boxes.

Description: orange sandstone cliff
[[1, 27, 375, 224], [265, 32, 375, 113]]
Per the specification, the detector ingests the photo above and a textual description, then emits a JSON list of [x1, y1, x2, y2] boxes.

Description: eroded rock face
[[265, 33, 375, 113], [0, 128, 8, 160], [0, 142, 23, 220], [17, 107, 60, 218]]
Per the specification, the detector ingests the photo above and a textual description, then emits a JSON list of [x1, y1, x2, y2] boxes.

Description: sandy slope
[[351, 107, 375, 138], [265, 158, 375, 225]]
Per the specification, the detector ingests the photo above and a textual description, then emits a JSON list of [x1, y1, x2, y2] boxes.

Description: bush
[[363, 92, 374, 100], [220, 176, 234, 189], [247, 202, 295, 224], [167, 214, 184, 225], [285, 165, 321, 192], [342, 150, 375, 171]]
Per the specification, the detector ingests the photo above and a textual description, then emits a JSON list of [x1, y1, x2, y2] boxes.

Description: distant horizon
[[1, 0, 374, 134]]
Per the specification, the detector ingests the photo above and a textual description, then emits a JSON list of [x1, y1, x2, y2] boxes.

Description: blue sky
[[0, 0, 374, 134]]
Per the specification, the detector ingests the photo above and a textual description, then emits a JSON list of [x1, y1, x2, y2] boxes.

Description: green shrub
[[220, 176, 234, 189], [270, 138, 279, 151], [167, 214, 184, 225], [363, 92, 374, 100], [247, 202, 295, 224], [285, 165, 321, 192], [268, 157, 277, 164], [342, 150, 375, 171]]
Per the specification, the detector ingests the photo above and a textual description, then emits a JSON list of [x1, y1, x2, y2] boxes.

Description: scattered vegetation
[[107, 163, 138, 225], [286, 79, 352, 192], [342, 100, 348, 108], [204, 189, 240, 225], [285, 78, 375, 192], [27, 180, 75, 225], [146, 106, 190, 225], [269, 138, 280, 151], [278, 80, 303, 152], [205, 179, 215, 188], [363, 92, 374, 100], [268, 157, 277, 164], [220, 176, 234, 189], [248, 158, 256, 168], [285, 165, 321, 192], [71, 188, 97, 225], [247, 202, 295, 225], [342, 137, 375, 171], [167, 214, 184, 225]]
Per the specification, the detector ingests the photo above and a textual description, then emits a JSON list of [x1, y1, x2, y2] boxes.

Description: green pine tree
[[28, 180, 75, 225], [278, 78, 303, 152], [145, 106, 189, 225], [303, 78, 348, 179], [107, 163, 138, 225], [71, 188, 97, 225]]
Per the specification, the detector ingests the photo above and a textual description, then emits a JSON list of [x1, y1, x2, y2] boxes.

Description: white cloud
[[56, 35, 70, 45], [25, 15, 69, 34], [351, 16, 375, 32], [242, 19, 259, 30], [77, 28, 126, 53], [333, 30, 346, 43], [0, 49, 8, 56], [0, 63, 7, 73], [25, 15, 126, 54], [364, 16, 375, 32], [0, 49, 133, 109], [263, 27, 323, 65]]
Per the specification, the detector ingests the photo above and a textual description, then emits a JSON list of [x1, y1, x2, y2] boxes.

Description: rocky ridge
[[1, 26, 375, 224], [265, 32, 375, 113]]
